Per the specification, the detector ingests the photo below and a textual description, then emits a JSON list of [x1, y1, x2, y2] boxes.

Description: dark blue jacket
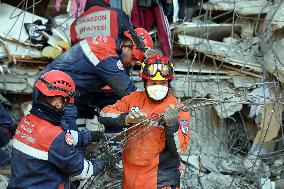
[[8, 103, 103, 189], [34, 37, 137, 132]]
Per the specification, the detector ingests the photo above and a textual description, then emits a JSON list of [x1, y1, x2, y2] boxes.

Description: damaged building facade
[[0, 0, 284, 189]]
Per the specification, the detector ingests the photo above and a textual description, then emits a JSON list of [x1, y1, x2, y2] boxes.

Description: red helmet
[[124, 28, 153, 62], [140, 53, 175, 81], [35, 70, 77, 103]]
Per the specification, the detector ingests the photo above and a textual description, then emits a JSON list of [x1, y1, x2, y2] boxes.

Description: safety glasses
[[144, 63, 172, 77]]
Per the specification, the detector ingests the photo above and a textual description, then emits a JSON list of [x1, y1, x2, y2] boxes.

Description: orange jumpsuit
[[100, 91, 190, 189]]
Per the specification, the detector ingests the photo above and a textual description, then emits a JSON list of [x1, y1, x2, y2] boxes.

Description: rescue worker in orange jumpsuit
[[99, 53, 191, 189], [9, 70, 115, 189]]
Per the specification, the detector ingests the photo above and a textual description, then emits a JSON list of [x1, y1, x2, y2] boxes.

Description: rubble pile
[[170, 0, 284, 188], [1, 0, 284, 188]]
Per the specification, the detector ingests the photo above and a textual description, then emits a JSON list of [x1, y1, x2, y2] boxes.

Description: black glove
[[91, 131, 106, 142]]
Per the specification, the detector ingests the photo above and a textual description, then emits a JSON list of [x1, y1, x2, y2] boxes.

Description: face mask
[[146, 85, 168, 101]]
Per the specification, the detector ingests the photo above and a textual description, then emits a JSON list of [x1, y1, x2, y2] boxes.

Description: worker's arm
[[99, 94, 133, 128], [95, 57, 137, 97], [117, 10, 133, 38], [48, 131, 104, 179], [164, 105, 190, 155]]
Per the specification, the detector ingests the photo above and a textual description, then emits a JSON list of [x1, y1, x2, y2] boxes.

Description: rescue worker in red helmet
[[100, 54, 191, 189], [70, 0, 134, 131], [9, 70, 115, 189], [33, 28, 153, 144], [70, 0, 133, 45]]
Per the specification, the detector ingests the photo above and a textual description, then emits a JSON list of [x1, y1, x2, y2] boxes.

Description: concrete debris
[[270, 3, 284, 32], [174, 22, 241, 41], [231, 76, 257, 88], [202, 0, 273, 15], [1, 1, 284, 188], [250, 102, 283, 155], [180, 155, 207, 172], [260, 178, 276, 189], [271, 158, 283, 178], [200, 172, 240, 189], [200, 154, 220, 173], [262, 33, 284, 83], [1, 39, 43, 58], [178, 35, 262, 73], [0, 174, 8, 188], [275, 179, 284, 189], [243, 155, 263, 175]]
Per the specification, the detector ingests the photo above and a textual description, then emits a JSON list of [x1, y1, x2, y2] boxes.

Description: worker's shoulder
[[26, 114, 63, 138], [167, 92, 178, 102], [128, 90, 147, 98]]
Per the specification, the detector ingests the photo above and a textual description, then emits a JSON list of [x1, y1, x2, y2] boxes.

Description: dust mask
[[146, 85, 168, 101]]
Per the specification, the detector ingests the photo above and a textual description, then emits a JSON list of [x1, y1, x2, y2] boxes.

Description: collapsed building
[[0, 0, 284, 188]]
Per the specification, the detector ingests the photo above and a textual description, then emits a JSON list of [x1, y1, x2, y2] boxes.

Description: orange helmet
[[124, 28, 153, 62], [35, 70, 77, 103], [140, 53, 175, 81]]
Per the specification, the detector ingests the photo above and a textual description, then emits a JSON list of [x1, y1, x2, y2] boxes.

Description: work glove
[[125, 111, 147, 126], [164, 104, 179, 126], [90, 131, 106, 142]]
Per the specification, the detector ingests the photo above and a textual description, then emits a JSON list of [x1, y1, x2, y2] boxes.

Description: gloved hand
[[100, 151, 117, 169], [91, 131, 106, 142], [125, 111, 147, 126], [164, 104, 179, 126]]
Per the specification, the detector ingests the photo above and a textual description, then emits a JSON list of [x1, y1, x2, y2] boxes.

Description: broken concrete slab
[[174, 22, 241, 41], [270, 3, 284, 32], [200, 172, 240, 189], [243, 155, 262, 175], [262, 33, 284, 83], [236, 16, 265, 38], [1, 39, 43, 58], [0, 65, 40, 93], [202, 0, 273, 15], [200, 154, 220, 173], [219, 157, 244, 174], [174, 58, 231, 75], [249, 102, 283, 155], [231, 75, 257, 88], [178, 35, 262, 73], [180, 155, 207, 172]]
